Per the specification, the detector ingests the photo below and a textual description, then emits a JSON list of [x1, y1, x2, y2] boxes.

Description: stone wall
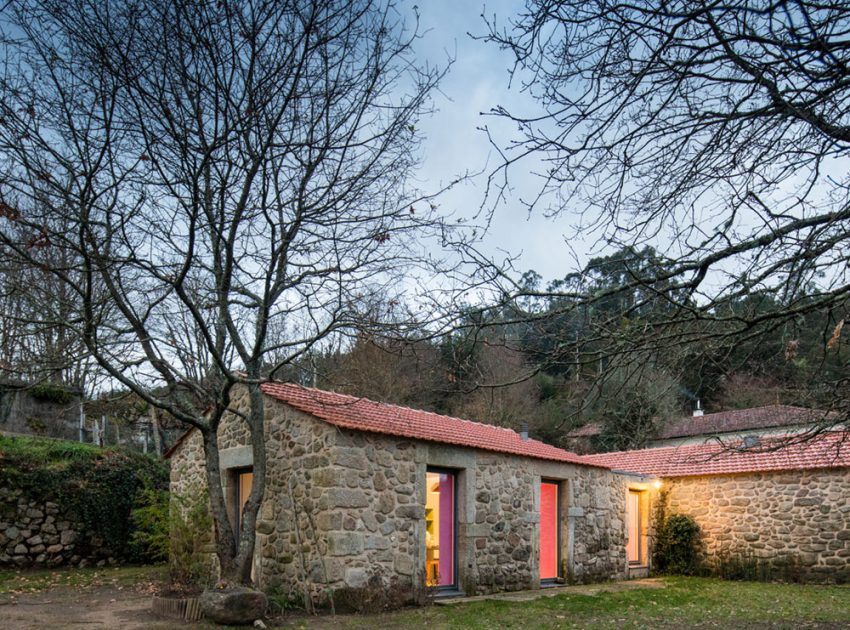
[[665, 469, 850, 582], [0, 386, 82, 441], [169, 387, 631, 605], [572, 465, 630, 582], [0, 487, 107, 568]]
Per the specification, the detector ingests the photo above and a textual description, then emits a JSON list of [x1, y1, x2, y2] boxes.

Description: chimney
[[520, 423, 529, 441], [743, 435, 760, 448], [693, 399, 704, 417]]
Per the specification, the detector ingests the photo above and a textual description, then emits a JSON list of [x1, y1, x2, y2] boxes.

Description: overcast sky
[[411, 0, 595, 285]]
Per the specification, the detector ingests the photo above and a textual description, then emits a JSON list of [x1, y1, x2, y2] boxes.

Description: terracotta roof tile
[[565, 405, 835, 442], [261, 382, 607, 468], [657, 405, 835, 439], [582, 432, 850, 477], [565, 423, 602, 438]]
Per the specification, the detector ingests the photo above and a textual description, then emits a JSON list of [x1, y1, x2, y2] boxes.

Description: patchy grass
[[0, 433, 105, 467], [2, 568, 848, 629], [0, 564, 165, 595], [280, 578, 850, 629]]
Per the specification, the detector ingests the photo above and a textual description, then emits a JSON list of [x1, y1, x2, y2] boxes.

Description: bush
[[168, 487, 215, 589], [130, 487, 170, 563], [652, 490, 703, 575], [131, 482, 214, 589], [0, 434, 168, 562]]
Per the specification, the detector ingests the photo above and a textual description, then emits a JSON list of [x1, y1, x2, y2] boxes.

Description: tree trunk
[[231, 381, 267, 585], [149, 406, 162, 456], [201, 429, 239, 583], [201, 394, 266, 587]]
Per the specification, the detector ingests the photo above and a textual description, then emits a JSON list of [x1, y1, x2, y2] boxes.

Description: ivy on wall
[[0, 434, 168, 561], [28, 383, 76, 405]]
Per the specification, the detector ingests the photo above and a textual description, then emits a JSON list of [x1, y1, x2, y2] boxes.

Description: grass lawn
[[1, 566, 848, 629], [281, 578, 850, 629]]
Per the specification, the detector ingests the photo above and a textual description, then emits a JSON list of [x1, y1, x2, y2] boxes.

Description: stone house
[[585, 433, 850, 582], [644, 405, 840, 448], [168, 383, 655, 603], [565, 404, 838, 453]]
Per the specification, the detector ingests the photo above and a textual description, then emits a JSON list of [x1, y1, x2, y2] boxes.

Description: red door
[[540, 481, 559, 580]]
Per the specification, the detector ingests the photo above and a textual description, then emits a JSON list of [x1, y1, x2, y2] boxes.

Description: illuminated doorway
[[236, 469, 253, 537], [540, 481, 560, 581], [425, 469, 456, 588], [627, 490, 643, 565]]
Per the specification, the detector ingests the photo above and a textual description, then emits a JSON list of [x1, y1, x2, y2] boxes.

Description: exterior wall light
[[652, 479, 662, 490]]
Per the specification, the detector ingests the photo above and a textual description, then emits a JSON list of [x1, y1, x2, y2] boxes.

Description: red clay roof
[[582, 432, 850, 477], [565, 405, 834, 441], [565, 423, 602, 438], [261, 382, 607, 468], [657, 405, 834, 439]]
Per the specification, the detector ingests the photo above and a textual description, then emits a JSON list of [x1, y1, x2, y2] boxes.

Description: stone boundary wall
[[0, 487, 111, 568], [665, 468, 850, 582], [0, 387, 81, 441], [169, 387, 630, 605]]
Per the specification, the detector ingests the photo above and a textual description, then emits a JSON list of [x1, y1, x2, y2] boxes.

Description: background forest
[[272, 246, 848, 453]]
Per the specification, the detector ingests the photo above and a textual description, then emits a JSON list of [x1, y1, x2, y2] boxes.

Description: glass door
[[236, 469, 253, 537], [540, 481, 560, 581], [627, 490, 642, 564], [425, 469, 456, 588]]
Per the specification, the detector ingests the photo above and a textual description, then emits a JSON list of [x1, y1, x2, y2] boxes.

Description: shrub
[[652, 490, 703, 575], [131, 482, 214, 589], [168, 487, 215, 589], [130, 486, 170, 563]]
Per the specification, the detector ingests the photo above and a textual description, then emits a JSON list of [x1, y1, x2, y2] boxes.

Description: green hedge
[[0, 434, 168, 562]]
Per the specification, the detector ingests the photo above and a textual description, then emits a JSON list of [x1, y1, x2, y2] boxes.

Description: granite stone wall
[[169, 387, 631, 604], [665, 469, 850, 582], [0, 487, 107, 568], [572, 466, 630, 582]]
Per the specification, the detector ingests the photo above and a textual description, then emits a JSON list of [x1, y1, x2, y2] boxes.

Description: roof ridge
[[265, 381, 523, 436], [681, 403, 821, 419], [261, 381, 607, 468]]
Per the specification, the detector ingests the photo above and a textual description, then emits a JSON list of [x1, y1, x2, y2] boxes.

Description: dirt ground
[[0, 584, 188, 630], [0, 574, 662, 629]]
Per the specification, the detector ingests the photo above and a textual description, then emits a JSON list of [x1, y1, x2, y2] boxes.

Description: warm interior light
[[652, 479, 662, 490]]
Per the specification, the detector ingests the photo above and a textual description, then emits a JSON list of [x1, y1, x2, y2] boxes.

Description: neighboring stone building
[[565, 404, 838, 453], [168, 383, 653, 605], [646, 405, 839, 448], [0, 380, 82, 441], [585, 433, 850, 582]]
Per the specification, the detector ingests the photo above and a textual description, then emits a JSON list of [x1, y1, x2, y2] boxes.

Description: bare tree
[[0, 221, 96, 389], [480, 1, 850, 427], [0, 0, 454, 585]]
